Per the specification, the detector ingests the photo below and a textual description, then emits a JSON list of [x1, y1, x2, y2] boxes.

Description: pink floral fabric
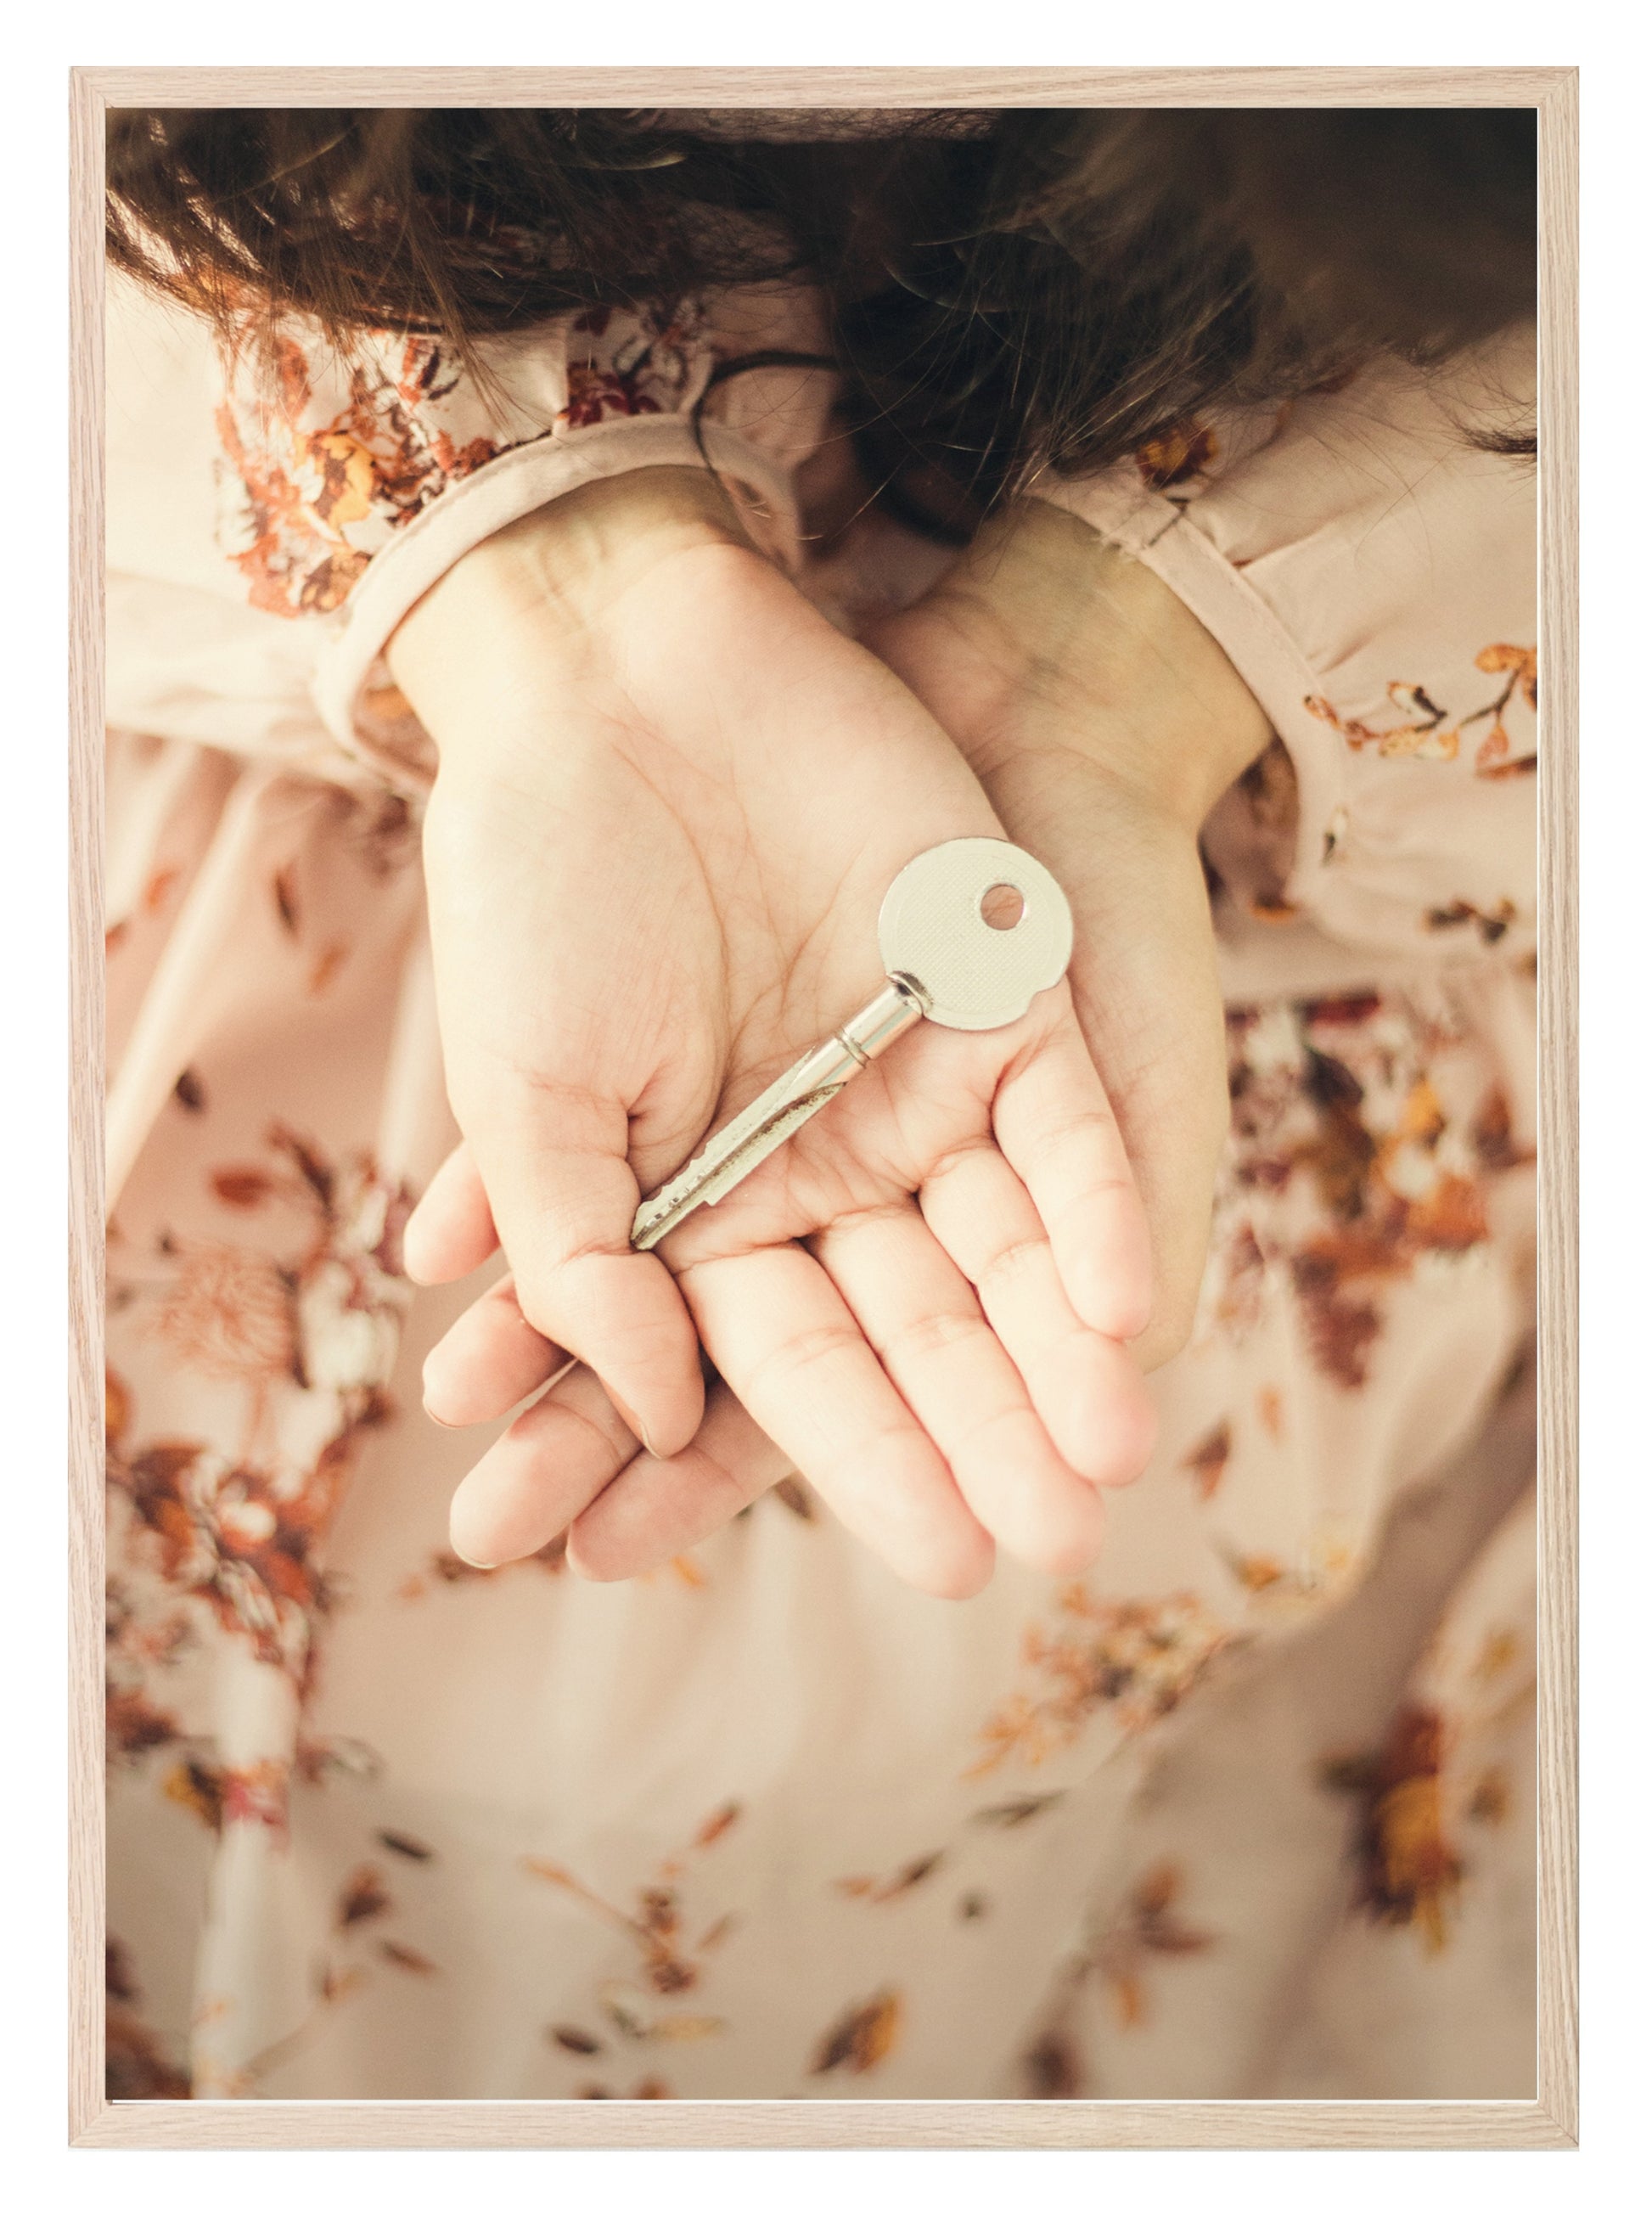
[[214, 304, 711, 620], [1040, 328, 1538, 976], [102, 275, 1538, 2101]]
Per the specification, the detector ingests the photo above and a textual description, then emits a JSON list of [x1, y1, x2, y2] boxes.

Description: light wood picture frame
[[69, 63, 1579, 2151]]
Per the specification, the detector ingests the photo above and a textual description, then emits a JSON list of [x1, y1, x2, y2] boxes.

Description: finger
[[681, 1246, 996, 1601], [992, 1022, 1155, 1342], [423, 1274, 571, 1428], [567, 1380, 795, 1582], [813, 1201, 1109, 1576], [403, 1141, 498, 1285], [919, 1140, 1159, 1488], [447, 1364, 638, 1569], [468, 1085, 704, 1459]]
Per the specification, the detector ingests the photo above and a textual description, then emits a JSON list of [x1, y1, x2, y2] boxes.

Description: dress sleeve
[[1035, 324, 1538, 970], [212, 291, 834, 790]]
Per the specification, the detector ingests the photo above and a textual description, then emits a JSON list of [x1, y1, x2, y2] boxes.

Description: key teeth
[[631, 1084, 847, 1251], [629, 976, 927, 1252], [630, 1198, 687, 1253], [632, 1159, 721, 1251], [631, 1187, 683, 1250]]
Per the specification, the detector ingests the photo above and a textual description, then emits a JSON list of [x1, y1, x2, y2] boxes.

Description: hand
[[430, 495, 1276, 1589], [867, 498, 1278, 1372], [395, 470, 1157, 1598]]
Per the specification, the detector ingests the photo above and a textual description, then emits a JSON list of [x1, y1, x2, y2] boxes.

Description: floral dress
[[103, 258, 1539, 2103]]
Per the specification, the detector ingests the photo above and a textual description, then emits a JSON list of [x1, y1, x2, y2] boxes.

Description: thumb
[[464, 1079, 705, 1460]]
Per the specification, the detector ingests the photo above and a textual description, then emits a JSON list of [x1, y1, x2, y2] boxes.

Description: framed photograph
[[70, 65, 1577, 2150]]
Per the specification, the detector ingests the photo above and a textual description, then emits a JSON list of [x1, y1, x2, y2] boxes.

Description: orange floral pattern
[[1205, 992, 1521, 1389], [107, 1127, 413, 1684], [1320, 1706, 1464, 1952], [103, 280, 1538, 2103], [1306, 643, 1537, 777], [1087, 1863, 1216, 2030], [1135, 421, 1219, 492], [973, 1589, 1233, 1774], [215, 302, 705, 618], [811, 1989, 904, 2077], [105, 1941, 192, 2100], [1017, 1861, 1219, 2097], [104, 1117, 416, 2095], [518, 1804, 744, 2075]]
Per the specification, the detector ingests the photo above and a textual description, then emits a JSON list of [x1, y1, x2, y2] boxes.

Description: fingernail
[[423, 1398, 458, 1430], [401, 1218, 431, 1285], [450, 1542, 499, 1572], [610, 1394, 655, 1460]]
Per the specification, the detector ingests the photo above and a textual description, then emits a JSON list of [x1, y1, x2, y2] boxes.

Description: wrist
[[930, 498, 1275, 835], [387, 466, 760, 759]]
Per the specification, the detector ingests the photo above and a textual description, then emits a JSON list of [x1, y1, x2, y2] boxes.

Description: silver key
[[630, 838, 1073, 1251]]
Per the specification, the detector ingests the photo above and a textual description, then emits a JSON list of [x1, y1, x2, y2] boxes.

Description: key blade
[[630, 1044, 850, 1253], [629, 981, 925, 1251], [631, 1082, 846, 1251]]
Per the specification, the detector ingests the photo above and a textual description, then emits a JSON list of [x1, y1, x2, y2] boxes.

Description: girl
[[101, 106, 1540, 2100]]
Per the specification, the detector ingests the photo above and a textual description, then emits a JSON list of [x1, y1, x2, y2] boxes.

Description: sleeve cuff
[[1035, 471, 1345, 910], [311, 414, 804, 793]]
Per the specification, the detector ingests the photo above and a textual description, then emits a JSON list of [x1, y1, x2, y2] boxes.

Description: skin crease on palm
[[392, 471, 1274, 1598], [391, 470, 1161, 1600]]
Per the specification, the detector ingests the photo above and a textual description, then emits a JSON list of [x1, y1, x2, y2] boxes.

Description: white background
[[3, 8, 1642, 2210]]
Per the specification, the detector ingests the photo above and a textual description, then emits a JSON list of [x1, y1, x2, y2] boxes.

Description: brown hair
[[106, 106, 1537, 532]]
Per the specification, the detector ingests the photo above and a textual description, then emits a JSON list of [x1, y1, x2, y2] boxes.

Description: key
[[630, 837, 1073, 1251]]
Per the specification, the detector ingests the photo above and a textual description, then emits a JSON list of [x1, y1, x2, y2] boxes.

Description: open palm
[[402, 515, 1155, 1595]]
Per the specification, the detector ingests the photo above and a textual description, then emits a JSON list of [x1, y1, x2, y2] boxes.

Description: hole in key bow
[[979, 882, 1025, 931]]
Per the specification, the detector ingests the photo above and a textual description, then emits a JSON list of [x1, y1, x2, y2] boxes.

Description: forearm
[[924, 497, 1277, 833], [386, 466, 762, 758]]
